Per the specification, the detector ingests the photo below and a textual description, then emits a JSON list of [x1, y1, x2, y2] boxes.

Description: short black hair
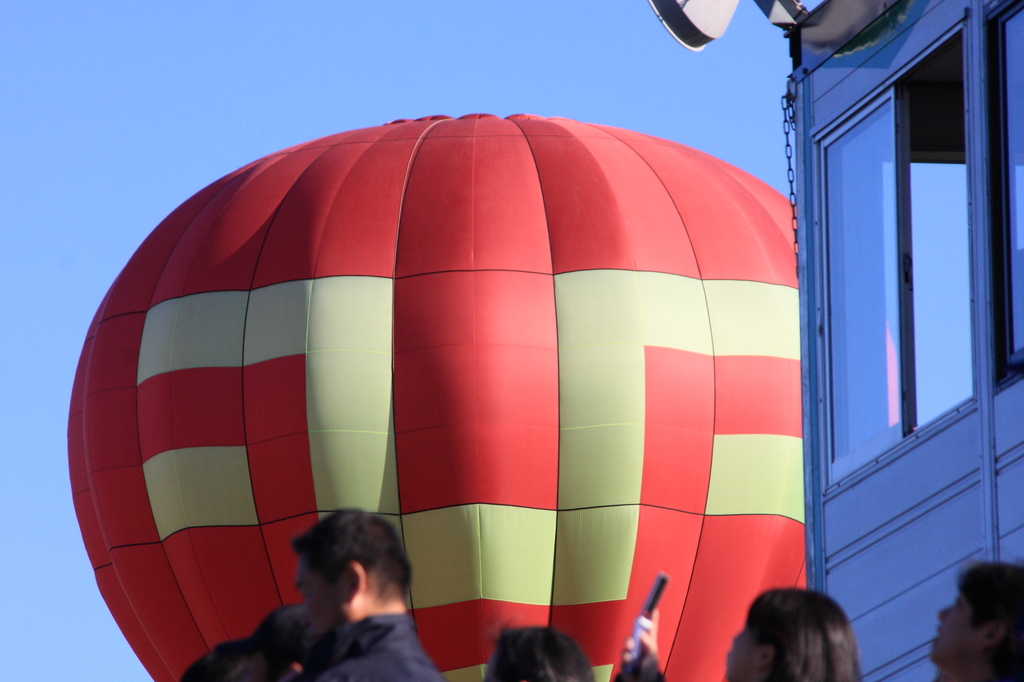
[[180, 650, 248, 682], [958, 562, 1024, 677], [489, 627, 594, 682], [746, 589, 860, 682], [291, 509, 410, 599]]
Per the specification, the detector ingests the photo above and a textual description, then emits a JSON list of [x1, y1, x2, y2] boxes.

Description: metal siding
[[1001, 523, 1024, 562], [822, 413, 981, 555], [997, 453, 1024, 538], [826, 484, 983, 620], [852, 559, 977, 675], [994, 379, 1024, 455]]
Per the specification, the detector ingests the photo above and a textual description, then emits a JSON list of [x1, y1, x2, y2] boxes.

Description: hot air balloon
[[68, 114, 805, 682]]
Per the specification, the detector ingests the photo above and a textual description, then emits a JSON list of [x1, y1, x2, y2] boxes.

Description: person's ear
[[979, 620, 1007, 651], [755, 642, 776, 676], [343, 561, 368, 600]]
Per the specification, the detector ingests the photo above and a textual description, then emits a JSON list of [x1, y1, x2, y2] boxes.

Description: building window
[[997, 9, 1024, 369], [905, 42, 973, 425], [825, 37, 972, 475], [826, 101, 902, 465]]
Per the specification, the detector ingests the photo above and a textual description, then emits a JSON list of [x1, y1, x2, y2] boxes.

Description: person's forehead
[[954, 592, 976, 616]]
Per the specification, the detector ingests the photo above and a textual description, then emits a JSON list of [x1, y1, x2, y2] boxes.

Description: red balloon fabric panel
[[68, 114, 803, 682]]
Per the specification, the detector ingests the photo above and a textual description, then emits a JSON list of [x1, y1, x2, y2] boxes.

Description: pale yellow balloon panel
[[309, 428, 399, 514], [558, 423, 645, 510], [136, 276, 398, 386], [306, 276, 393, 353], [243, 279, 311, 366], [553, 269, 715, 354], [136, 290, 249, 385], [303, 275, 397, 516], [442, 665, 487, 682], [551, 505, 639, 606], [555, 270, 647, 512], [635, 271, 714, 354], [137, 297, 179, 384], [477, 505, 557, 604], [402, 504, 557, 609], [557, 345, 646, 429], [702, 280, 799, 359], [554, 269, 644, 348], [142, 446, 258, 541], [704, 434, 804, 522], [305, 351, 393, 433], [171, 291, 249, 371]]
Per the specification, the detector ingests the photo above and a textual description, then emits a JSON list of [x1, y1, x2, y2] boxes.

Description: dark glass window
[[906, 42, 972, 426], [827, 102, 902, 462], [1004, 12, 1024, 364]]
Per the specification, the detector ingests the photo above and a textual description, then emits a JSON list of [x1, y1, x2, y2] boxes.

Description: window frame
[[990, 2, 1024, 375], [816, 33, 976, 482], [818, 93, 903, 481]]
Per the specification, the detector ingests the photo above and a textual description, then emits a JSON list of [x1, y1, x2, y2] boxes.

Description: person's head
[[291, 509, 410, 640], [930, 562, 1024, 682], [180, 650, 249, 682], [726, 589, 859, 682], [485, 627, 594, 682], [214, 605, 311, 682]]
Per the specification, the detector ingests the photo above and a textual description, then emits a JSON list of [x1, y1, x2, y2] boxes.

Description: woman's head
[[726, 589, 859, 682], [485, 627, 594, 682]]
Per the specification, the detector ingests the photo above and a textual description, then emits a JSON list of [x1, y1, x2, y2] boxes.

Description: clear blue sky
[[0, 2, 792, 679]]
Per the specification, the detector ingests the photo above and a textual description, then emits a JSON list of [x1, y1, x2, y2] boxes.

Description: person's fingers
[[639, 629, 658, 658], [645, 608, 661, 656], [637, 608, 661, 670], [622, 636, 636, 663]]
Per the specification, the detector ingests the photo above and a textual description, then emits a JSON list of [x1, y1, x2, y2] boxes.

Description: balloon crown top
[[385, 113, 553, 125]]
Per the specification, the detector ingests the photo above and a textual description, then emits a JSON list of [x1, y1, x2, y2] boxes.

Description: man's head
[[292, 510, 411, 640], [485, 627, 594, 682], [930, 562, 1024, 682]]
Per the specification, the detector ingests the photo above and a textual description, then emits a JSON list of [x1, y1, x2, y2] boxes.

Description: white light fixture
[[648, 0, 808, 50]]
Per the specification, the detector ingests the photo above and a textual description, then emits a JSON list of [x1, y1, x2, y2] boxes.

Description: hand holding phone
[[624, 572, 669, 675]]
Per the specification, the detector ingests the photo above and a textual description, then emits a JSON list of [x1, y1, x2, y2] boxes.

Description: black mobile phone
[[640, 571, 669, 617], [626, 572, 670, 672]]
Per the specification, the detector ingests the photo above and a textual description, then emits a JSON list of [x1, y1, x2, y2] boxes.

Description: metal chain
[[782, 83, 799, 251]]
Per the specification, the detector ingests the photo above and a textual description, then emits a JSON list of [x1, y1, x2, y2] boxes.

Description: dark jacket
[[301, 614, 447, 682]]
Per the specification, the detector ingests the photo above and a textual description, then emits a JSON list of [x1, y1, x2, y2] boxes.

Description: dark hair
[[180, 650, 248, 682], [489, 627, 594, 682], [215, 604, 310, 681], [291, 509, 410, 599], [958, 562, 1024, 677], [746, 589, 860, 682]]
